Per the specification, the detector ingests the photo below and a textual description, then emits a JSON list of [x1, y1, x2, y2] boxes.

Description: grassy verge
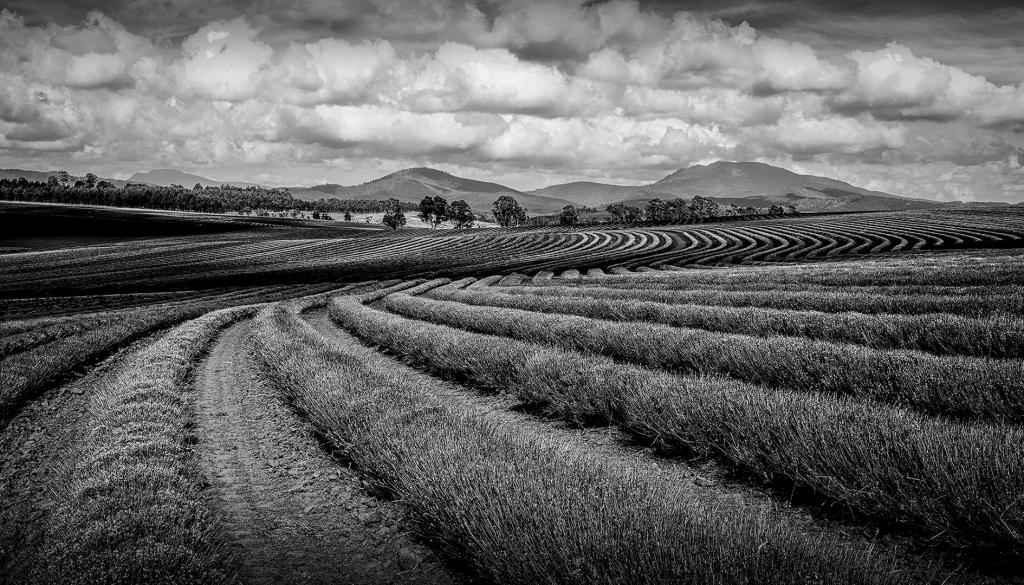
[[382, 293, 1024, 422], [252, 301, 934, 585], [428, 284, 1024, 358], [329, 294, 1024, 556], [40, 305, 259, 584]]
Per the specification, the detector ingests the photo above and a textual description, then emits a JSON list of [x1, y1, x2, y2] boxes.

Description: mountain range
[[528, 161, 945, 213], [2, 162, 953, 214], [289, 167, 574, 214]]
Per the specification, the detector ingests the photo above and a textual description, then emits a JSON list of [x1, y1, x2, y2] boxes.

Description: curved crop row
[[4, 209, 1024, 296], [40, 306, 256, 584], [249, 299, 938, 585], [381, 292, 1024, 422], [329, 292, 1024, 556], [428, 283, 1024, 358], [515, 283, 1024, 317]]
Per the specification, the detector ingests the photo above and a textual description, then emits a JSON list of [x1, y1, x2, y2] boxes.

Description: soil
[[195, 320, 462, 585]]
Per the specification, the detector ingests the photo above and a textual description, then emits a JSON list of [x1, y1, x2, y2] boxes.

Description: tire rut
[[196, 320, 460, 585]]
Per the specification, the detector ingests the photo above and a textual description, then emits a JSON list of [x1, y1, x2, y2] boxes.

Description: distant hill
[[0, 168, 131, 188], [294, 167, 574, 215], [530, 162, 947, 212], [0, 169, 58, 183], [127, 169, 264, 189], [527, 181, 650, 208]]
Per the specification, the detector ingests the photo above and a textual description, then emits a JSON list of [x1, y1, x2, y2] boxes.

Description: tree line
[[550, 195, 798, 226], [1, 172, 799, 229], [0, 173, 418, 216]]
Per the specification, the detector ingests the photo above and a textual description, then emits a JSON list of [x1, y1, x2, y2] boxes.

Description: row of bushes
[[248, 298, 929, 585], [40, 306, 258, 583], [382, 292, 1024, 422], [428, 283, 1024, 358], [331, 292, 1024, 557], [518, 283, 1024, 316]]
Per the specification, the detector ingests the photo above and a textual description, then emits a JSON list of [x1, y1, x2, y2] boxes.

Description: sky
[[0, 0, 1022, 202]]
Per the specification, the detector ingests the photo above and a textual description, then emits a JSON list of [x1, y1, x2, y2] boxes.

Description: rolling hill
[[127, 169, 265, 189], [291, 167, 574, 215], [5, 163, 951, 214], [530, 162, 946, 212]]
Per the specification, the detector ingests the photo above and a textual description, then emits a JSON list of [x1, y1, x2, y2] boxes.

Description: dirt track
[[195, 320, 460, 585]]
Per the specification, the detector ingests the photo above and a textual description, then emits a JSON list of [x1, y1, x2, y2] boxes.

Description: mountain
[[293, 167, 574, 214], [127, 169, 264, 189], [527, 181, 649, 208], [530, 162, 946, 212]]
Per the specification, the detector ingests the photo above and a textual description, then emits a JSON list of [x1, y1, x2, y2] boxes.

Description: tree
[[449, 199, 474, 228], [417, 196, 434, 225], [343, 210, 353, 222], [690, 195, 721, 219], [666, 198, 690, 222], [768, 204, 786, 216], [645, 198, 667, 221], [559, 204, 579, 226], [418, 195, 449, 228], [84, 173, 98, 188], [194, 183, 203, 191], [622, 205, 642, 222], [96, 180, 114, 190], [492, 195, 527, 227], [382, 198, 407, 230], [47, 175, 59, 188], [606, 202, 626, 221], [431, 196, 448, 227], [57, 170, 70, 186]]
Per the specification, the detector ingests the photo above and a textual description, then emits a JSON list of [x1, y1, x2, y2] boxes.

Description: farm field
[[1, 206, 1024, 584]]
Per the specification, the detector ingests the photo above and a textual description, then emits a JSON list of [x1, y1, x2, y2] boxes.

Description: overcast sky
[[1, 0, 1022, 201]]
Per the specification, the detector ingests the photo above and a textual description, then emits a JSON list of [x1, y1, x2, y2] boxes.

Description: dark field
[[2, 205, 1023, 585]]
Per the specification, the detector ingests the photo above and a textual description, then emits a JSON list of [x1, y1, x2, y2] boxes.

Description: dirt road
[[195, 320, 460, 585]]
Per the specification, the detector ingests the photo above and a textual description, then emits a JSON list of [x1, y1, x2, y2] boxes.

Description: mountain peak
[[657, 161, 799, 184]]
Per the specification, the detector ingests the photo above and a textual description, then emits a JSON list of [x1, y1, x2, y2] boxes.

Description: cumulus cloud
[[178, 17, 273, 101], [579, 14, 849, 92], [762, 113, 906, 156], [839, 42, 1024, 125], [0, 1, 1022, 202]]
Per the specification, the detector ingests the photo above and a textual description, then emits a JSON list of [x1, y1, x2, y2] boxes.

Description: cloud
[[177, 17, 273, 101], [838, 42, 1024, 125], [579, 13, 848, 92], [289, 105, 507, 154], [0, 9, 152, 91], [0, 2, 1022, 203], [274, 37, 396, 104], [398, 42, 578, 115], [761, 113, 905, 156]]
